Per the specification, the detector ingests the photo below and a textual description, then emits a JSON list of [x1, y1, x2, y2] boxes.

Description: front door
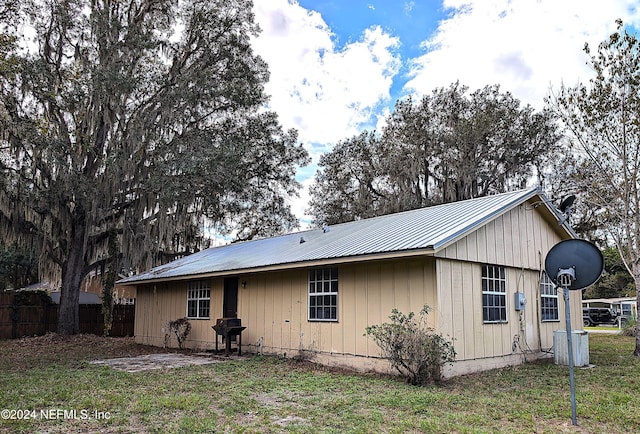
[[223, 277, 238, 318]]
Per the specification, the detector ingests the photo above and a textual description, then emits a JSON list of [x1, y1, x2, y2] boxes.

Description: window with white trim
[[540, 272, 559, 321], [482, 264, 507, 323], [187, 280, 211, 319], [308, 267, 338, 321]]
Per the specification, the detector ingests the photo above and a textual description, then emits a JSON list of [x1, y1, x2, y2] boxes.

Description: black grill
[[212, 318, 246, 356]]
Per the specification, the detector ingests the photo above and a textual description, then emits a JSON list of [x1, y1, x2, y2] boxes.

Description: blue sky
[[297, 0, 443, 97], [250, 0, 640, 227]]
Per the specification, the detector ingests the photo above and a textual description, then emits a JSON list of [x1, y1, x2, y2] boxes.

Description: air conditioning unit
[[553, 330, 589, 367]]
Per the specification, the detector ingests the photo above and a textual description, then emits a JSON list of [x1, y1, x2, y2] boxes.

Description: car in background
[[583, 307, 619, 327]]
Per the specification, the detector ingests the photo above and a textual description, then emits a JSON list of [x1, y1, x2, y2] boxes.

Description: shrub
[[365, 306, 456, 385], [621, 317, 637, 337], [168, 318, 192, 349]]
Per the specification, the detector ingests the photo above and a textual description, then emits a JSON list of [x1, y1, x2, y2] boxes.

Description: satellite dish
[[544, 239, 604, 290], [558, 195, 576, 213]]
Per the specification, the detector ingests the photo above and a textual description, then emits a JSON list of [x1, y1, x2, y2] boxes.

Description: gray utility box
[[553, 330, 589, 367]]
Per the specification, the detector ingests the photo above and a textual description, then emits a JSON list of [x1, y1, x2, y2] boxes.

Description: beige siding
[[432, 199, 583, 364], [239, 258, 438, 358], [133, 201, 582, 376], [438, 202, 562, 271], [435, 258, 583, 363], [134, 279, 224, 349], [135, 258, 438, 356]]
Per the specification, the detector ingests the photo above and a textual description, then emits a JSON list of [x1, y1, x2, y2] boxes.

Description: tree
[[549, 19, 640, 356], [308, 131, 386, 225], [583, 247, 635, 299], [309, 83, 561, 224], [0, 242, 38, 290], [0, 0, 308, 334]]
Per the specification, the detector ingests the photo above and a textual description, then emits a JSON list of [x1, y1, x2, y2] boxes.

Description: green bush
[[365, 305, 456, 385]]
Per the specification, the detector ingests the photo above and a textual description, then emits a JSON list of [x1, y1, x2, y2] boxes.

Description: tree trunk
[[635, 274, 640, 357], [57, 218, 86, 335]]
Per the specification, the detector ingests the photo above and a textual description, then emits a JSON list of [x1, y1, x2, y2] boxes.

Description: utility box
[[553, 330, 589, 367], [514, 292, 526, 311]]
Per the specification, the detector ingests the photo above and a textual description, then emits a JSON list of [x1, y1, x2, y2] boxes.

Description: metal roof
[[119, 187, 570, 284]]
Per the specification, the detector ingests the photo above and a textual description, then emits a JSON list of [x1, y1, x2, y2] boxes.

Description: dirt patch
[[0, 333, 179, 370], [90, 353, 220, 372]]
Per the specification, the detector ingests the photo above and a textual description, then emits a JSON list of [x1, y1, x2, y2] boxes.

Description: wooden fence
[[0, 292, 135, 339]]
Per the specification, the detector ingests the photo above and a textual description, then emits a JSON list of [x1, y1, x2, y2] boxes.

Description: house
[[118, 188, 582, 377], [583, 297, 637, 323], [15, 282, 100, 304], [81, 272, 137, 305]]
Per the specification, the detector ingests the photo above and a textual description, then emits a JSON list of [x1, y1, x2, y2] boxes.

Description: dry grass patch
[[0, 333, 639, 433]]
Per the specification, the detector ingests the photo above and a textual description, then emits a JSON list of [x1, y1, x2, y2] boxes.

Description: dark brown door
[[223, 277, 238, 318]]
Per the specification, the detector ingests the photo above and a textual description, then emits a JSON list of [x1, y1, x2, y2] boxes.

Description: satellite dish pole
[[557, 267, 578, 426], [545, 239, 604, 427]]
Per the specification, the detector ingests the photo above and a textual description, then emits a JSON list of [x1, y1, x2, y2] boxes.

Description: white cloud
[[252, 0, 400, 146], [252, 1, 401, 225], [405, 0, 640, 108], [251, 0, 640, 225]]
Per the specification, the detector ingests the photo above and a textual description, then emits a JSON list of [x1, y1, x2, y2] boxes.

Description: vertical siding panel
[[532, 209, 544, 269], [476, 225, 488, 264], [407, 261, 425, 312], [282, 275, 292, 351], [437, 260, 454, 338], [450, 261, 465, 359], [291, 270, 305, 353], [471, 263, 486, 359], [354, 264, 368, 356], [467, 231, 479, 263], [486, 220, 497, 264], [342, 265, 357, 355], [319, 323, 332, 354], [501, 212, 513, 267], [393, 262, 410, 315], [424, 260, 437, 328], [380, 262, 395, 314], [510, 207, 522, 268], [267, 276, 277, 348], [456, 236, 468, 262], [258, 275, 268, 348], [445, 243, 458, 260], [135, 286, 146, 344], [273, 276, 284, 350], [244, 276, 256, 348], [494, 215, 506, 265], [525, 271, 539, 348], [525, 206, 537, 269], [365, 262, 382, 355], [461, 263, 475, 360]]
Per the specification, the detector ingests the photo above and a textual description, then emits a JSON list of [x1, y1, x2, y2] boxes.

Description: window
[[540, 272, 559, 321], [482, 264, 507, 323], [308, 267, 338, 321], [187, 280, 211, 319], [117, 297, 136, 305]]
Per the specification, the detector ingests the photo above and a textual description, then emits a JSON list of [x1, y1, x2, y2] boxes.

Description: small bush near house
[[621, 317, 637, 337], [167, 318, 192, 349], [365, 305, 456, 385]]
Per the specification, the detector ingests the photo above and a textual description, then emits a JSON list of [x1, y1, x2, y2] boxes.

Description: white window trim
[[186, 280, 211, 320], [540, 272, 560, 322], [308, 267, 338, 322], [482, 264, 508, 324]]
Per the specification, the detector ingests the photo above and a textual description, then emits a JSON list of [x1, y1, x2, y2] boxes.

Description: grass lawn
[[584, 326, 620, 331], [0, 333, 638, 433]]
